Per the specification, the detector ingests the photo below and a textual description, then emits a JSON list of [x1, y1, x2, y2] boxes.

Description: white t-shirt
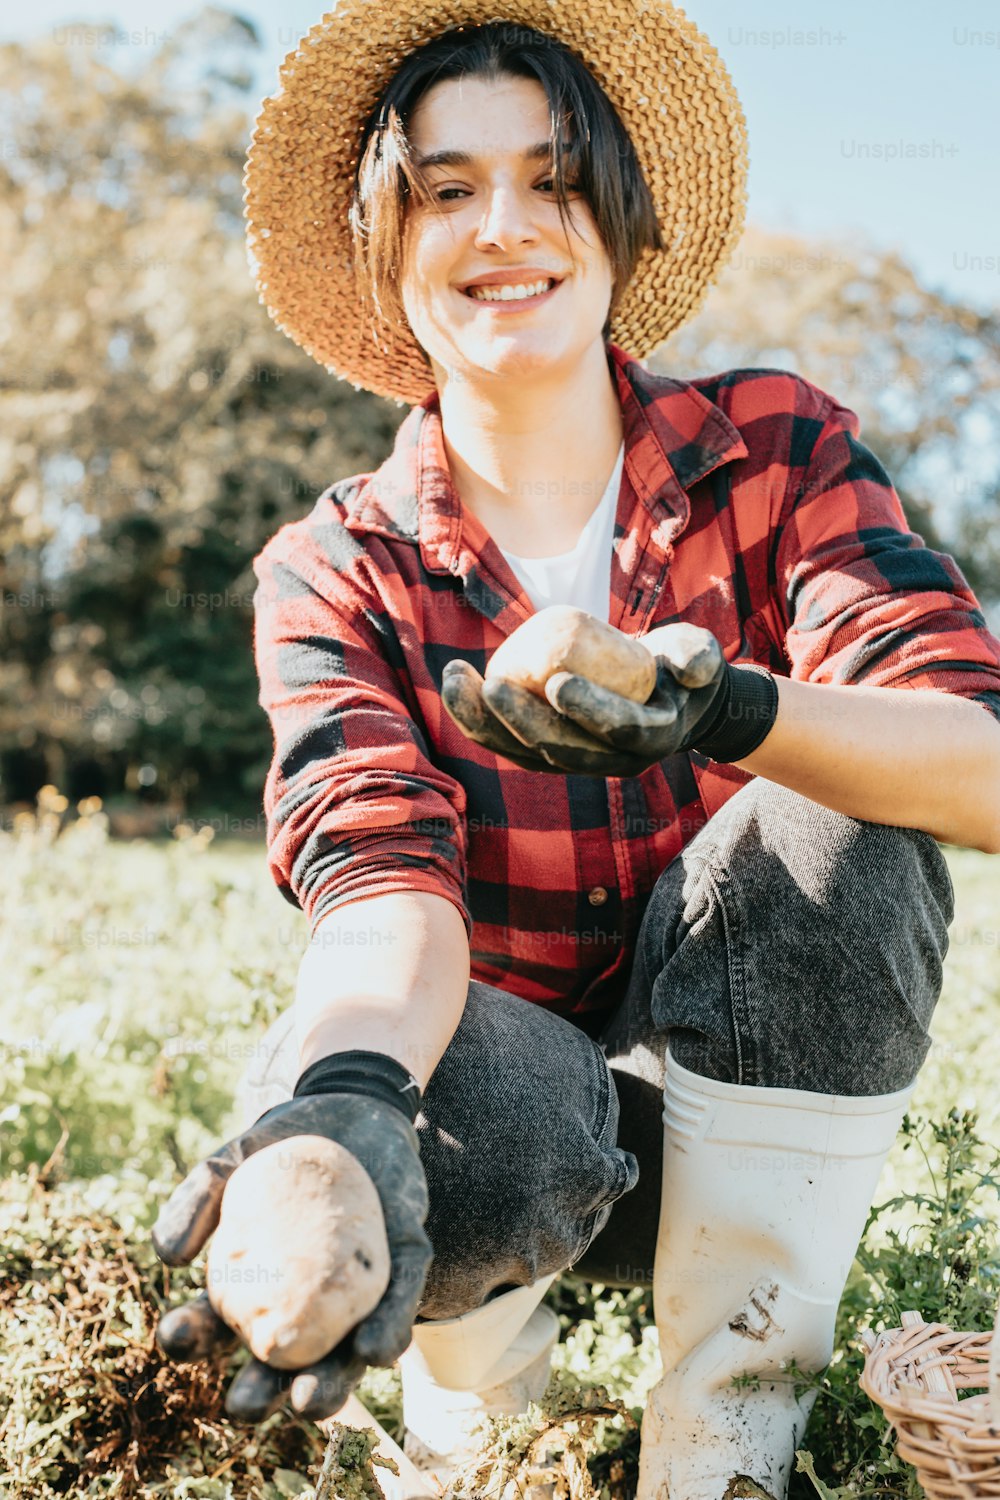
[[497, 442, 624, 625]]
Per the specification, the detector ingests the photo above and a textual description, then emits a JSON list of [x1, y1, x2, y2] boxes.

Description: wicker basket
[[859, 1306, 1000, 1498]]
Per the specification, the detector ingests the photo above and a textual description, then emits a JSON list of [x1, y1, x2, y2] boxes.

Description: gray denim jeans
[[239, 777, 954, 1320]]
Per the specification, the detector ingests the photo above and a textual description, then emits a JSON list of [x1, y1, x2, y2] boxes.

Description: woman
[[151, 5, 1000, 1498]]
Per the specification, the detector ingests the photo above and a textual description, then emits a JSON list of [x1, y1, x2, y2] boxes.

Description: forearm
[[732, 675, 1000, 853], [294, 890, 471, 1089]]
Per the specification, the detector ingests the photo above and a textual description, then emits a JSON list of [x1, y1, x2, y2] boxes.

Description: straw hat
[[242, 0, 748, 406]]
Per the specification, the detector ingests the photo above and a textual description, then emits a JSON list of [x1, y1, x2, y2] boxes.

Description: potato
[[485, 605, 657, 705], [206, 1134, 391, 1370]]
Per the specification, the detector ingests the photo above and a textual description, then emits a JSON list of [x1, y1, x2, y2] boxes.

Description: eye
[[536, 175, 582, 194], [432, 177, 581, 203]]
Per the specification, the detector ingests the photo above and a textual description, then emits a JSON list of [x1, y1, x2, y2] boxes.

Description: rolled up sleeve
[[776, 394, 1000, 725], [252, 526, 472, 937]]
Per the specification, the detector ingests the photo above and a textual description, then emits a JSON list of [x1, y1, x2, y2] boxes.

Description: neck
[[435, 340, 624, 526]]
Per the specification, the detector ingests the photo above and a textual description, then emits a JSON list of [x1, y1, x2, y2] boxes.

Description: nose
[[474, 181, 541, 250]]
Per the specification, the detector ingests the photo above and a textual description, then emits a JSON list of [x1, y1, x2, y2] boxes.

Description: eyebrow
[[413, 140, 556, 171]]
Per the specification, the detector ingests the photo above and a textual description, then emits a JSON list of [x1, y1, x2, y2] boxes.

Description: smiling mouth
[[460, 277, 561, 305]]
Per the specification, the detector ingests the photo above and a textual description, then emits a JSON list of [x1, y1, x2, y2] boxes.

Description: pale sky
[[5, 0, 999, 310]]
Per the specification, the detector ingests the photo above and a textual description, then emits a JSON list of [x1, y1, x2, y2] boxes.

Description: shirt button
[[588, 886, 609, 906]]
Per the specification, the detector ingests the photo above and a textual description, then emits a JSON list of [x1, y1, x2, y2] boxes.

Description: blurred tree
[[0, 7, 402, 812], [658, 225, 1000, 616], [0, 12, 997, 813]]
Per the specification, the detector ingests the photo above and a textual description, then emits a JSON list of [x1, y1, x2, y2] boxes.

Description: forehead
[[408, 73, 555, 156]]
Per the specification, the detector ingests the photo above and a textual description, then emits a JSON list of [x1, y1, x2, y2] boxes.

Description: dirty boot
[[635, 1049, 914, 1500]]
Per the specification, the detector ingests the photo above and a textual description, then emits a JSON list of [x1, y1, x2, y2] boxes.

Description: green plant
[[789, 1108, 1000, 1498]]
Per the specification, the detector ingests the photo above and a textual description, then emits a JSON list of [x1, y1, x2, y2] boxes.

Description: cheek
[[557, 207, 611, 273], [575, 213, 608, 259], [403, 214, 461, 292]]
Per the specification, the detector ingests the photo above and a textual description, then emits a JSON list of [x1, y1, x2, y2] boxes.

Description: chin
[[453, 335, 579, 382]]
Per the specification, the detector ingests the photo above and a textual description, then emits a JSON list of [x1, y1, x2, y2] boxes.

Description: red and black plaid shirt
[[252, 343, 1000, 1020]]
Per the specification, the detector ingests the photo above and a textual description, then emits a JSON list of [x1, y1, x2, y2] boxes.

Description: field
[[2, 796, 999, 1498]]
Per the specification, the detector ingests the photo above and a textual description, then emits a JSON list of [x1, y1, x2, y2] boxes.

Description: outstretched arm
[[732, 676, 1000, 853]]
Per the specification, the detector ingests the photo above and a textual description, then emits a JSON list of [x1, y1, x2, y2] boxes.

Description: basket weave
[[860, 1306, 1000, 1498]]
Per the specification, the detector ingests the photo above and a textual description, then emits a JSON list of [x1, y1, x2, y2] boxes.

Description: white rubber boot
[[400, 1274, 561, 1491], [635, 1049, 915, 1500]]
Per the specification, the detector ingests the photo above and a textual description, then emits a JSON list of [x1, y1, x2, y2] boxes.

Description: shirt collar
[[344, 342, 748, 575]]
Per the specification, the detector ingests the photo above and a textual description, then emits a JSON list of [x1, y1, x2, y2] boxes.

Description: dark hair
[[349, 22, 664, 366]]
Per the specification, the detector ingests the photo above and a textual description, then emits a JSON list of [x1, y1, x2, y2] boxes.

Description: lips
[[459, 272, 564, 293], [458, 278, 563, 311]]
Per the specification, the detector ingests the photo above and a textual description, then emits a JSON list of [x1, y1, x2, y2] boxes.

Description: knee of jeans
[[414, 982, 640, 1319], [803, 811, 954, 964], [831, 820, 954, 1037], [683, 781, 955, 1091], [822, 831, 949, 1080], [708, 778, 954, 936]]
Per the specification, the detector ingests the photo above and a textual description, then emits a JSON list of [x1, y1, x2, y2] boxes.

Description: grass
[[1, 793, 998, 1497]]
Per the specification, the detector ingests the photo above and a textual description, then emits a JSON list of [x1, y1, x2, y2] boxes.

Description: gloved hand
[[442, 621, 778, 777], [151, 1049, 432, 1424]]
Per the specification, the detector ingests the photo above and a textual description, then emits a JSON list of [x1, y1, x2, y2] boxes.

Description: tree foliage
[[0, 9, 402, 810]]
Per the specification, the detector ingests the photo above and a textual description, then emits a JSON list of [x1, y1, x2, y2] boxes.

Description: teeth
[[466, 279, 555, 302]]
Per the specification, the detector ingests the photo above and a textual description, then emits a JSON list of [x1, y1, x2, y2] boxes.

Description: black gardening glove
[[151, 1050, 432, 1424], [442, 621, 778, 777]]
